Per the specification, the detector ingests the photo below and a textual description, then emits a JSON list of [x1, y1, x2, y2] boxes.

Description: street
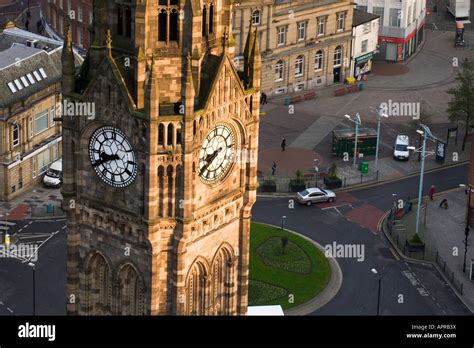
[[252, 163, 471, 315]]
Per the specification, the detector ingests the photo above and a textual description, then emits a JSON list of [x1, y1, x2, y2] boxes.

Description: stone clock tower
[[61, 0, 261, 315]]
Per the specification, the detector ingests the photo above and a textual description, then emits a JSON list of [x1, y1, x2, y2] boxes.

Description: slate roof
[[353, 9, 380, 27], [0, 26, 82, 109]]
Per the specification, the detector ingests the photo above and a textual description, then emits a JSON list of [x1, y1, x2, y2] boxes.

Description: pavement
[[258, 13, 474, 191], [252, 163, 471, 315], [0, 186, 64, 223], [384, 187, 474, 312]]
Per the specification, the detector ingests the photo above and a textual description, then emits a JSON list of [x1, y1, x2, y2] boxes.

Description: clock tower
[[61, 0, 261, 315]]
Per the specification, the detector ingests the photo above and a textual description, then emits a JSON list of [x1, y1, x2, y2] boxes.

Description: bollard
[[376, 170, 379, 181]]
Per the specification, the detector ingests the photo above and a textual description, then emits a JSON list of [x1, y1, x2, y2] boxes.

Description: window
[[77, 26, 83, 47], [67, 0, 71, 13], [361, 39, 368, 53], [297, 21, 306, 41], [362, 23, 371, 34], [408, 5, 412, 24], [59, 0, 63, 9], [389, 8, 401, 27], [314, 50, 323, 70], [413, 4, 417, 23], [317, 16, 326, 36], [36, 149, 52, 175], [277, 26, 286, 46], [252, 10, 261, 25], [34, 110, 49, 135], [117, 6, 123, 35], [372, 7, 384, 26], [275, 60, 284, 81], [78, 6, 83, 22], [29, 117, 33, 138], [357, 5, 368, 12], [334, 46, 342, 67], [158, 0, 180, 43], [125, 6, 132, 38], [12, 124, 20, 147], [294, 83, 304, 92], [295, 55, 304, 77], [89, 10, 93, 25], [336, 12, 346, 31]]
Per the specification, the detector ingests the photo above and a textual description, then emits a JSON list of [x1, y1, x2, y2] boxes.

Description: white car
[[43, 159, 63, 188], [393, 135, 410, 161], [296, 188, 336, 206]]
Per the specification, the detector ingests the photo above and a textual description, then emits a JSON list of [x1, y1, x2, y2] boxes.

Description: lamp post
[[370, 106, 388, 171], [407, 124, 438, 235], [371, 268, 381, 315], [345, 113, 362, 168], [314, 159, 319, 187], [28, 262, 36, 315], [459, 184, 472, 273], [281, 216, 286, 230]]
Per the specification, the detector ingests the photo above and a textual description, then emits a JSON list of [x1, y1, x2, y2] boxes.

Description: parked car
[[296, 187, 336, 206], [43, 159, 63, 188], [393, 135, 410, 161]]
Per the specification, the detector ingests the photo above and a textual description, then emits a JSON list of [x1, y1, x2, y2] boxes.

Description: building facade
[[40, 0, 93, 51], [62, 0, 261, 315], [350, 9, 379, 79], [0, 23, 63, 201], [232, 0, 354, 96], [355, 0, 426, 61]]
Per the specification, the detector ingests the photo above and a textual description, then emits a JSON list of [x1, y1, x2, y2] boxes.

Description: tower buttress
[[61, 24, 75, 95]]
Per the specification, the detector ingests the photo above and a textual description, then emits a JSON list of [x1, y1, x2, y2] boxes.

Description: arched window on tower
[[209, 4, 214, 34], [158, 124, 165, 146], [158, 0, 179, 45], [202, 6, 207, 37], [116, 5, 123, 36], [125, 6, 132, 38]]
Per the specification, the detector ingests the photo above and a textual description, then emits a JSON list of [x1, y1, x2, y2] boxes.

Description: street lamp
[[371, 268, 381, 315], [406, 124, 439, 235], [345, 113, 362, 168], [28, 262, 36, 315], [281, 216, 287, 230], [459, 184, 472, 273], [314, 159, 319, 187], [370, 105, 388, 171]]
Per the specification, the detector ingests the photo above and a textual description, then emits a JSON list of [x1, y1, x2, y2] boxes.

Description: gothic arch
[[210, 243, 235, 315], [185, 257, 210, 315], [84, 251, 112, 315], [115, 263, 146, 315]]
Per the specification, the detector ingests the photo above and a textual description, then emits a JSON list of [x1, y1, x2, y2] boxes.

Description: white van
[[393, 135, 410, 161], [43, 159, 63, 188]]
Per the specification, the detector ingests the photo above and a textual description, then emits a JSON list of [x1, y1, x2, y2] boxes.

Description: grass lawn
[[248, 222, 331, 310]]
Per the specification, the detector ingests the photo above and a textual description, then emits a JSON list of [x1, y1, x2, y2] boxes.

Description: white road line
[[61, 226, 67, 230], [7, 307, 13, 313]]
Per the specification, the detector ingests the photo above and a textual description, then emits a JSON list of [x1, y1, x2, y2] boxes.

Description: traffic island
[[248, 222, 341, 314]]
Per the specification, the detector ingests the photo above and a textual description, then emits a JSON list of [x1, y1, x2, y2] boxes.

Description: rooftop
[[352, 9, 380, 27]]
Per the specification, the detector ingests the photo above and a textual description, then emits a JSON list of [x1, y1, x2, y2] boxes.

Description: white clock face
[[88, 126, 138, 188], [199, 124, 236, 184]]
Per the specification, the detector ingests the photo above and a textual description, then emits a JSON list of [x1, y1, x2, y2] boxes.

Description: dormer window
[[158, 0, 180, 44]]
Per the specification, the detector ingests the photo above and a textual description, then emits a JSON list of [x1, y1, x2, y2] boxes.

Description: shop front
[[378, 20, 425, 62], [354, 52, 373, 79]]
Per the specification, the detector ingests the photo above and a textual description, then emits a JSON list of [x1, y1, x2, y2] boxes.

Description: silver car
[[296, 188, 336, 206]]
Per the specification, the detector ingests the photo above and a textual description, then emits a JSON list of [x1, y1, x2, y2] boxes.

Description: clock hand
[[199, 148, 223, 177], [92, 152, 118, 167]]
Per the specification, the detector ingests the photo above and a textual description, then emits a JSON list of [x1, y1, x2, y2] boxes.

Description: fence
[[385, 208, 464, 295]]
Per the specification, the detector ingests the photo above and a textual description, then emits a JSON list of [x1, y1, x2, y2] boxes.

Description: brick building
[[0, 22, 63, 201], [40, 0, 93, 50], [232, 0, 354, 96]]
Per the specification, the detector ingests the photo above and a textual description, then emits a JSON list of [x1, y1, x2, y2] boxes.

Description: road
[[252, 162, 471, 315], [0, 219, 66, 315]]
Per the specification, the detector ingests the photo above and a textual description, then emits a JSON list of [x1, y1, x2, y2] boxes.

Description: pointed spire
[[145, 55, 159, 119], [243, 17, 254, 65], [249, 27, 262, 89], [106, 29, 112, 53], [185, 52, 195, 99], [61, 23, 75, 94]]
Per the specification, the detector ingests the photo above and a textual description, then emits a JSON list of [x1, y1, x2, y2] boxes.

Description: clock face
[[88, 126, 138, 188], [198, 124, 236, 184]]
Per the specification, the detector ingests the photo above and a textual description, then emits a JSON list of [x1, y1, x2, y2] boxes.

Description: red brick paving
[[7, 204, 30, 220], [343, 202, 386, 234], [317, 192, 359, 209]]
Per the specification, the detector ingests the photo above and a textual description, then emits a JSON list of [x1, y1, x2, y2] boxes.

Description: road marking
[[61, 226, 67, 230], [7, 307, 13, 313], [389, 247, 400, 261]]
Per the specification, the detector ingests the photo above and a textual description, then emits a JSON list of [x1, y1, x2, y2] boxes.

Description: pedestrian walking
[[261, 92, 267, 105], [429, 185, 435, 201], [271, 162, 277, 176], [281, 137, 286, 152], [25, 19, 29, 31]]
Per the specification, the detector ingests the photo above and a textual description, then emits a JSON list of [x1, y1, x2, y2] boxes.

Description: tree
[[447, 61, 474, 151]]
